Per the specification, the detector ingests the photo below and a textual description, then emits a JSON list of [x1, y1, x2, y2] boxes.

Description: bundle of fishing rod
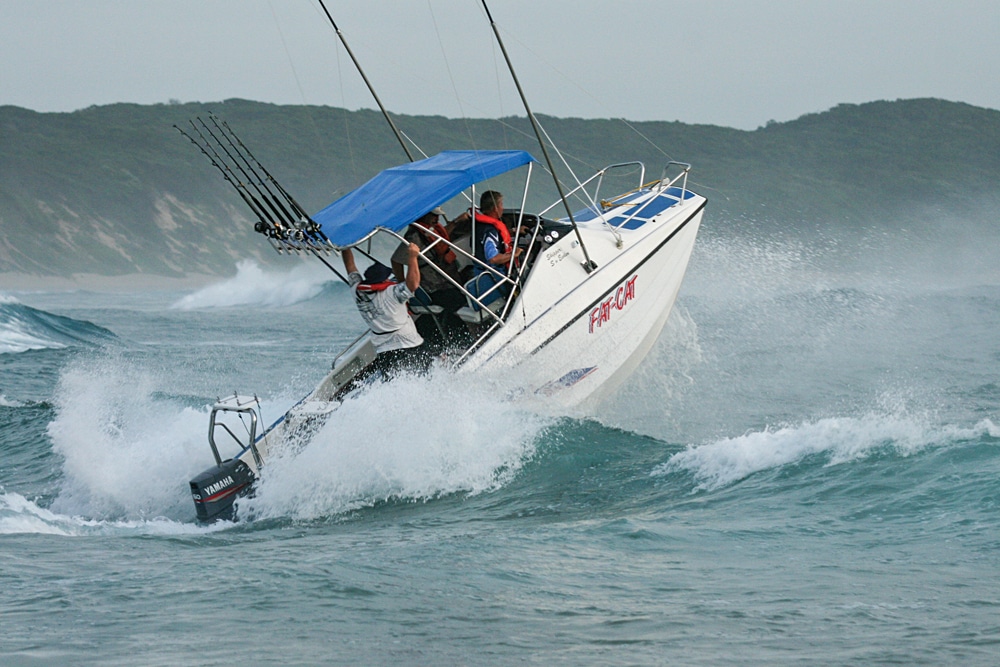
[[175, 115, 333, 255]]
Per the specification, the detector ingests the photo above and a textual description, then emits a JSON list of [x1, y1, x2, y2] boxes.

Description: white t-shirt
[[348, 272, 424, 353]]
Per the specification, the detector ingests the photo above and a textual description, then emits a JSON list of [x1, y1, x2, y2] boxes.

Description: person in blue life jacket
[[466, 190, 526, 309], [342, 243, 430, 379]]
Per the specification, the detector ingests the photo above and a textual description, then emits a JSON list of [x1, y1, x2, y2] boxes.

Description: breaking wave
[[171, 259, 337, 310], [0, 490, 221, 536], [37, 350, 550, 526], [0, 296, 115, 354], [658, 412, 1000, 491], [44, 354, 221, 521]]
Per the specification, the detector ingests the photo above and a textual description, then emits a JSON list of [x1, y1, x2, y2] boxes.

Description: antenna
[[479, 0, 596, 272]]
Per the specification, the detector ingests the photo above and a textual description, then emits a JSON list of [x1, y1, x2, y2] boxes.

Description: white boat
[[189, 148, 704, 521], [186, 3, 705, 521]]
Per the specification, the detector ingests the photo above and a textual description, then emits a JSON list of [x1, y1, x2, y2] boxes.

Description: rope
[[427, 0, 480, 153], [267, 0, 340, 185], [493, 27, 678, 163]]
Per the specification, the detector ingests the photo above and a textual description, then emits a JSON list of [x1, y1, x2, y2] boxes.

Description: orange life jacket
[[474, 211, 512, 255], [414, 222, 456, 265]]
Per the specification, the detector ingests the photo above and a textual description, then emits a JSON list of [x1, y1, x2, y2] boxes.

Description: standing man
[[342, 243, 428, 377]]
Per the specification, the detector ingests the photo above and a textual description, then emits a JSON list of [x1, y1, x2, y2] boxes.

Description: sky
[[2, 0, 999, 130]]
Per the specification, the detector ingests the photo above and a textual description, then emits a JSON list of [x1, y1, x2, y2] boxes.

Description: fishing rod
[[204, 115, 330, 256], [174, 124, 256, 217], [175, 123, 285, 252], [205, 116, 295, 227], [187, 118, 278, 233], [189, 117, 311, 253], [478, 0, 597, 273], [207, 117, 346, 282], [180, 116, 340, 264], [196, 117, 294, 242], [216, 117, 333, 247], [315, 0, 415, 163]]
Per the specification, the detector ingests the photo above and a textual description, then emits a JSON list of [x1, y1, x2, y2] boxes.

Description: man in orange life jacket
[[391, 207, 465, 312], [390, 207, 470, 352], [473, 191, 523, 276], [342, 243, 429, 377]]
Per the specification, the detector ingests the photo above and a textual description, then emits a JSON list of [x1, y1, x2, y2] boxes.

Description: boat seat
[[456, 272, 506, 323], [408, 287, 444, 315]]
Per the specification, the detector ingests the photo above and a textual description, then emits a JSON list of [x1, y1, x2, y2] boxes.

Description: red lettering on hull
[[589, 274, 637, 333]]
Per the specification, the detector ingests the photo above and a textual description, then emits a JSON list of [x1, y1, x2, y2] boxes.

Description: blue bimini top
[[313, 150, 536, 248]]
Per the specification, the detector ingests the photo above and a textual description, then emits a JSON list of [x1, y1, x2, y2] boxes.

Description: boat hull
[[465, 194, 705, 408]]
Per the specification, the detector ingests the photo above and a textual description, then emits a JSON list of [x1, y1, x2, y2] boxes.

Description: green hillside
[[1, 98, 998, 277]]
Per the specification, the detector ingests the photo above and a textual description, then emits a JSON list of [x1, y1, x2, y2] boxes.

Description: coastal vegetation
[[1, 98, 997, 277]]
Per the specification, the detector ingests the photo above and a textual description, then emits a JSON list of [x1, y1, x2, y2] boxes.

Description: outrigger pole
[[180, 0, 421, 285], [478, 0, 597, 273], [315, 0, 415, 163]]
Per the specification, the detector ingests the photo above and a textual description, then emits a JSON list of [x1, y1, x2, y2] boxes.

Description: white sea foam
[[42, 350, 548, 525], [245, 368, 551, 521], [45, 354, 254, 521], [0, 394, 26, 407], [0, 491, 74, 535], [657, 413, 999, 491], [170, 259, 336, 310], [0, 491, 225, 536]]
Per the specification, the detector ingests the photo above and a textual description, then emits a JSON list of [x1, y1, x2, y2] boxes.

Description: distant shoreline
[[0, 272, 221, 293]]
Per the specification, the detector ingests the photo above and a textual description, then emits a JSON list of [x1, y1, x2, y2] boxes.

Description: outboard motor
[[190, 458, 255, 522], [190, 394, 267, 522]]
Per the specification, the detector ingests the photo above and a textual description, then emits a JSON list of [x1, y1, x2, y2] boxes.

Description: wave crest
[[0, 490, 223, 536], [657, 413, 999, 491], [171, 260, 336, 310], [0, 299, 115, 354], [245, 369, 551, 521], [46, 354, 224, 520]]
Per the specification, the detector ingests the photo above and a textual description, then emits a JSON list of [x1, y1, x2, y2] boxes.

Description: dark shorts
[[370, 344, 431, 378], [334, 343, 431, 400]]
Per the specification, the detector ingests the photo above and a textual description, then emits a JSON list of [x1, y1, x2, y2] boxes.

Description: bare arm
[[391, 260, 406, 282], [405, 243, 421, 292], [490, 247, 523, 265], [342, 247, 358, 275]]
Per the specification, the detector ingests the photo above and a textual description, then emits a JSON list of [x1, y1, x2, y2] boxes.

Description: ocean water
[[2, 225, 999, 666]]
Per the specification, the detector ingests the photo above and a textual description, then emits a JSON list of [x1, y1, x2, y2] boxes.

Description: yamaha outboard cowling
[[190, 459, 255, 522], [190, 395, 268, 522]]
